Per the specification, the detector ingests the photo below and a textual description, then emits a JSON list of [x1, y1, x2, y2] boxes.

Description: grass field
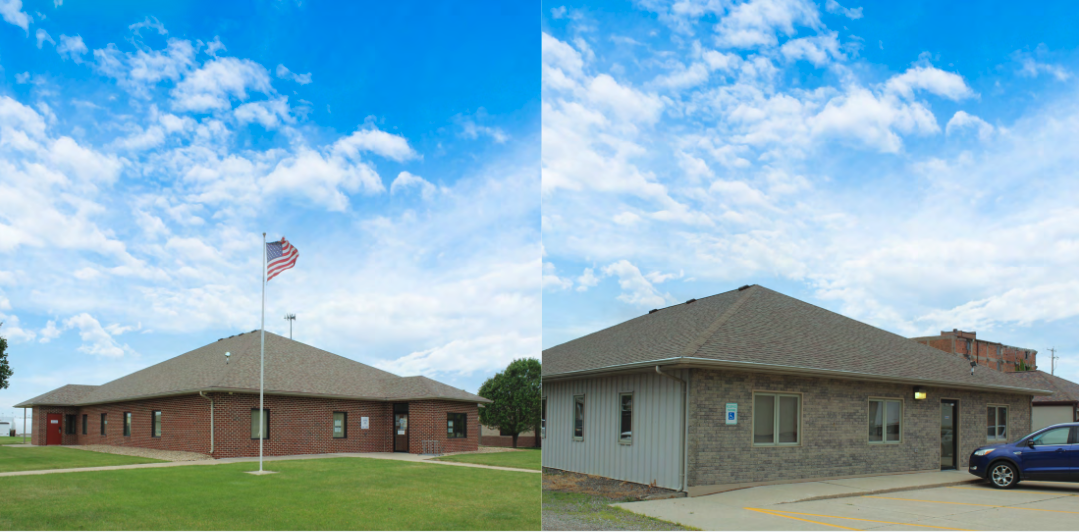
[[0, 445, 165, 473], [436, 448, 541, 470], [0, 436, 28, 445], [542, 491, 695, 531], [0, 457, 540, 530]]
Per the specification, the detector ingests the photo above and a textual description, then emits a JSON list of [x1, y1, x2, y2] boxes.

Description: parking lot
[[618, 480, 1079, 530]]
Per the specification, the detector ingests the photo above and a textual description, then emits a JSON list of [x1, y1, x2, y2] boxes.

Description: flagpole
[[259, 232, 266, 472]]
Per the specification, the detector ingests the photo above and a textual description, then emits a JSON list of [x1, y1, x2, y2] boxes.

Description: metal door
[[940, 400, 957, 470], [393, 403, 409, 452], [46, 413, 62, 445]]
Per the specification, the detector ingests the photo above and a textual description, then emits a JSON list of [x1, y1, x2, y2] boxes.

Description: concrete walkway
[[0, 451, 539, 477], [614, 470, 978, 530]]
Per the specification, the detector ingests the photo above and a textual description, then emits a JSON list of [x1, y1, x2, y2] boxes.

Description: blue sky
[[0, 0, 539, 419], [541, 0, 1079, 383]]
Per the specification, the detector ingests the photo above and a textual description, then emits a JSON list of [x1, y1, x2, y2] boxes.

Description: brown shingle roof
[[1008, 370, 1079, 404], [13, 384, 98, 407], [15, 331, 488, 407], [543, 285, 1051, 395]]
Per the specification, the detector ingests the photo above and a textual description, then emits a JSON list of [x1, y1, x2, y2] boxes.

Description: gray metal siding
[[541, 370, 686, 490]]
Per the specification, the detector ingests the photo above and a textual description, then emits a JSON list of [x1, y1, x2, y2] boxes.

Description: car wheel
[[989, 462, 1019, 489]]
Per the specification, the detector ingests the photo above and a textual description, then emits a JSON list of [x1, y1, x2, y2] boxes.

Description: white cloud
[[712, 0, 821, 49], [575, 267, 599, 292], [459, 118, 509, 144], [884, 65, 975, 101], [376, 332, 539, 378], [56, 34, 88, 62], [275, 64, 312, 85], [170, 57, 272, 112], [390, 171, 436, 200], [825, 0, 863, 19], [94, 39, 197, 98], [945, 110, 993, 141], [601, 259, 672, 307], [542, 261, 574, 291], [0, 0, 30, 33], [129, 16, 167, 36], [1015, 56, 1071, 81], [233, 97, 293, 129], [35, 28, 54, 49], [779, 32, 843, 66], [38, 320, 61, 343], [263, 148, 384, 211], [332, 127, 417, 162], [0, 313, 36, 342], [62, 313, 133, 358]]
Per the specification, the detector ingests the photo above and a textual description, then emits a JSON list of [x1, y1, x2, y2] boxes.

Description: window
[[540, 398, 546, 439], [333, 412, 347, 439], [100, 413, 107, 436], [753, 393, 800, 445], [573, 395, 585, 440], [987, 406, 1008, 441], [1031, 427, 1070, 446], [619, 393, 633, 444], [447, 413, 467, 439], [251, 409, 269, 440], [81, 414, 87, 435], [869, 399, 902, 443], [65, 414, 76, 435], [152, 411, 162, 438], [123, 412, 132, 436]]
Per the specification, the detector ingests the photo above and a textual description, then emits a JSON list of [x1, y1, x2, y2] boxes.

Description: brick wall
[[687, 369, 1031, 488], [29, 393, 479, 457], [914, 331, 1037, 373], [407, 400, 479, 454], [481, 435, 537, 447]]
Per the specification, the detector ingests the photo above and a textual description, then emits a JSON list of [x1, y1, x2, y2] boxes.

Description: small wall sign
[[725, 403, 738, 425], [360, 417, 369, 430]]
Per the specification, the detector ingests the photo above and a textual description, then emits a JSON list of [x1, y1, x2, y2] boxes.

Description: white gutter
[[656, 366, 689, 493], [198, 391, 214, 454]]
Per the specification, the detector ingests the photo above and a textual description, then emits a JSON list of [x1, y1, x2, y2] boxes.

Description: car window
[[1031, 427, 1070, 446]]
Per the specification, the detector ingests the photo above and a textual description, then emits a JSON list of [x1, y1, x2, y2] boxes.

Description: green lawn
[[0, 457, 540, 530], [0, 445, 166, 473], [435, 448, 541, 470], [542, 491, 696, 531], [0, 436, 28, 445]]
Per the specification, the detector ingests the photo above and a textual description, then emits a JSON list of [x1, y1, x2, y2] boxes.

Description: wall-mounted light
[[914, 386, 926, 401]]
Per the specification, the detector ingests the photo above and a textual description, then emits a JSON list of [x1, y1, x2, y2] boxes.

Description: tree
[[0, 322, 11, 391], [478, 358, 540, 448]]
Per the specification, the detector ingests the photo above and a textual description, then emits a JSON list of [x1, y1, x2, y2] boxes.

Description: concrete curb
[[781, 478, 982, 504]]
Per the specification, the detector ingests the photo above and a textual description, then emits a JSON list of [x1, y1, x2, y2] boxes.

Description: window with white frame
[[573, 395, 585, 440], [540, 397, 546, 439], [619, 392, 633, 444], [753, 393, 800, 445], [869, 399, 902, 443], [987, 405, 1008, 441]]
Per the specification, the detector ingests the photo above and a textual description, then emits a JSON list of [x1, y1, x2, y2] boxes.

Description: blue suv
[[969, 422, 1079, 489]]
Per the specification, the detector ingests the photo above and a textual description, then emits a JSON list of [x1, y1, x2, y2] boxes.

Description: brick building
[[542, 285, 1052, 495], [15, 331, 486, 457], [911, 329, 1037, 373]]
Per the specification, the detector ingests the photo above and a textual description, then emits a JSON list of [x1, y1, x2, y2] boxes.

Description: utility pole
[[284, 314, 296, 339], [1048, 347, 1059, 376]]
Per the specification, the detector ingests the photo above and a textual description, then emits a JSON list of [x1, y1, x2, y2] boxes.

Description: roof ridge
[[680, 285, 757, 357]]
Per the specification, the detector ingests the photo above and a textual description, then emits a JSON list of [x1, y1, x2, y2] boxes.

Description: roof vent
[[648, 309, 659, 314], [738, 284, 751, 291], [686, 298, 697, 304]]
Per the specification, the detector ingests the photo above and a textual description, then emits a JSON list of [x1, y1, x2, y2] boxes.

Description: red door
[[45, 413, 62, 445]]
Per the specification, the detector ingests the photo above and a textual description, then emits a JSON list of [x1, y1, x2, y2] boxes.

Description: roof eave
[[543, 357, 1053, 396], [30, 387, 489, 407]]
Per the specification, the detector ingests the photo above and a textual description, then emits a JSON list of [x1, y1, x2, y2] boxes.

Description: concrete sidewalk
[[0, 451, 539, 477], [614, 470, 979, 529]]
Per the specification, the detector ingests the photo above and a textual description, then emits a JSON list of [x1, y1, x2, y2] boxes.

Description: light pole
[[284, 314, 296, 339]]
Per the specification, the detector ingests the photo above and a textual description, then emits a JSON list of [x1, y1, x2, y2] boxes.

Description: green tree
[[478, 357, 540, 448], [0, 322, 11, 390]]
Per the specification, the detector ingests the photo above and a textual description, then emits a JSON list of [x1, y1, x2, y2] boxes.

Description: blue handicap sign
[[728, 412, 735, 420]]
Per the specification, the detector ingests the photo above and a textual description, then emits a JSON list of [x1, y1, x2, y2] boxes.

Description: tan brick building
[[16, 331, 486, 457], [541, 285, 1052, 495]]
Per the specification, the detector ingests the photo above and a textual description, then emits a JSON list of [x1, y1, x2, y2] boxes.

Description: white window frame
[[868, 398, 903, 444], [572, 394, 585, 442], [987, 404, 1008, 442], [618, 392, 634, 445], [752, 392, 801, 446], [540, 397, 546, 439]]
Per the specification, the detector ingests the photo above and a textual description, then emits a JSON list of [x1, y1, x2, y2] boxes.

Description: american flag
[[266, 237, 299, 281]]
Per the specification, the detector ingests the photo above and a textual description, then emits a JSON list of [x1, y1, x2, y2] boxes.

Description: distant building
[[480, 423, 536, 448], [911, 329, 1037, 373]]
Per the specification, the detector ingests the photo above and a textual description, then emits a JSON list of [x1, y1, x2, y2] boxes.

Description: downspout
[[656, 366, 689, 493], [199, 391, 214, 455]]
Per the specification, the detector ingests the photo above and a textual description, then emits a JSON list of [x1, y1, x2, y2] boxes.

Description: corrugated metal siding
[[541, 370, 686, 490]]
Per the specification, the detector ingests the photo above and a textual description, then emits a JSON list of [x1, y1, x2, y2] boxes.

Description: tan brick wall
[[687, 369, 1031, 488]]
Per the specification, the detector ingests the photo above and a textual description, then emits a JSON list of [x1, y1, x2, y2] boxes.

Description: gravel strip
[[543, 468, 679, 500], [68, 445, 213, 462]]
